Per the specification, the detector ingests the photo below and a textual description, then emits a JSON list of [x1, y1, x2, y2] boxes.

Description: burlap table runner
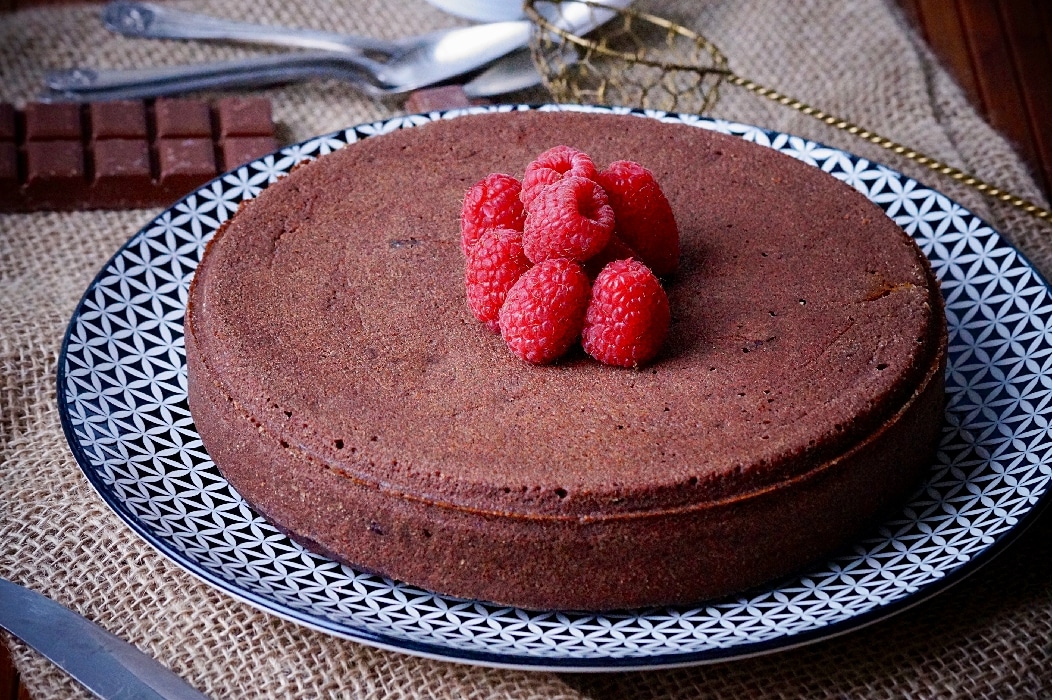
[[2, 0, 1050, 697]]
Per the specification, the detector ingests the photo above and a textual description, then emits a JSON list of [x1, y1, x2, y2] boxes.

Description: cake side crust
[[186, 317, 945, 610], [184, 110, 948, 609]]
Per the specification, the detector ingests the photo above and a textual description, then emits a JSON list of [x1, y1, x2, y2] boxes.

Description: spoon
[[100, 1, 618, 57], [102, 1, 396, 56], [48, 21, 534, 96], [47, 1, 625, 97], [42, 47, 549, 102]]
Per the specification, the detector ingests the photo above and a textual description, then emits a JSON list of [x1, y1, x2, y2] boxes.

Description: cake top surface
[[187, 110, 942, 518]]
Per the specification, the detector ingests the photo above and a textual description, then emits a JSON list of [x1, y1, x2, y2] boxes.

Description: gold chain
[[726, 75, 1051, 222]]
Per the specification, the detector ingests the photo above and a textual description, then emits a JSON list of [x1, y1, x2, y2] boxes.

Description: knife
[[0, 578, 210, 700]]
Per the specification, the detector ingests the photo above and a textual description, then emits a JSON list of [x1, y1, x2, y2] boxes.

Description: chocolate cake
[[184, 110, 946, 611]]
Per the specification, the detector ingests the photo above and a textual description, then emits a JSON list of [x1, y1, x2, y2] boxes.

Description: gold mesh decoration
[[524, 0, 1051, 224], [527, 1, 731, 114]]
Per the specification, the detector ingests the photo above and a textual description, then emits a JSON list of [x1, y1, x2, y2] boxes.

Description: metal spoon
[[42, 47, 547, 102], [102, 1, 395, 56], [46, 1, 625, 97], [48, 20, 533, 96], [99, 1, 618, 57]]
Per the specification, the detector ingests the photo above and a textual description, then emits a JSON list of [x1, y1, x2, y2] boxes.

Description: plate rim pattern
[[56, 104, 1052, 671]]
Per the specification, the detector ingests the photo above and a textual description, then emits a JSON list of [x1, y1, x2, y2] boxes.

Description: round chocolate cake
[[185, 110, 946, 611]]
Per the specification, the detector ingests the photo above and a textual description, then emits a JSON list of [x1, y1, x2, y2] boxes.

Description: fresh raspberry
[[581, 235, 637, 279], [523, 176, 614, 264], [582, 259, 671, 367], [596, 160, 680, 277], [464, 228, 532, 332], [521, 145, 599, 208], [499, 258, 591, 364], [461, 173, 526, 255]]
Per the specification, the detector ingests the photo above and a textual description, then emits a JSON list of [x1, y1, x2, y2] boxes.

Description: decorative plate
[[58, 105, 1052, 671]]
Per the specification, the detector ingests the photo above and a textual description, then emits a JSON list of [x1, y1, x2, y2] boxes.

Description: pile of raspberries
[[460, 145, 679, 368]]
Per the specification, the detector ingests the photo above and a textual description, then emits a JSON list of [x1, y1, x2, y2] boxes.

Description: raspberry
[[521, 145, 599, 208], [581, 235, 637, 279], [523, 176, 614, 264], [464, 228, 532, 332], [499, 258, 591, 364], [461, 173, 526, 255], [596, 160, 680, 277], [582, 259, 671, 367]]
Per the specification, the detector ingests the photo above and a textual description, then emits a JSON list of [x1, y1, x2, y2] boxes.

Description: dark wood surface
[[0, 2, 1049, 698], [898, 0, 1052, 199], [0, 640, 30, 700]]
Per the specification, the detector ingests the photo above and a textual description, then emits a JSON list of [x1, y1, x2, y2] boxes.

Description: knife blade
[[0, 578, 210, 700]]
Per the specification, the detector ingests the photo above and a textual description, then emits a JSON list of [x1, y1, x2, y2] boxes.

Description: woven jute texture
[[2, 1, 1051, 697]]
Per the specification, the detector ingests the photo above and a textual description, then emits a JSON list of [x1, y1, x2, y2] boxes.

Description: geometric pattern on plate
[[58, 104, 1052, 670]]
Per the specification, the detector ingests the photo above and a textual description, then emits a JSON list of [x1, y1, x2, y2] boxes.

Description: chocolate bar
[[402, 85, 490, 114], [0, 97, 279, 212]]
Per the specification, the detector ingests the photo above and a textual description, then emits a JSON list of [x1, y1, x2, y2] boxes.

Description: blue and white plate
[[57, 105, 1052, 671]]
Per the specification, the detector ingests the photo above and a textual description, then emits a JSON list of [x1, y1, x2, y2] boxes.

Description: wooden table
[[0, 1, 1049, 697], [899, 0, 1051, 201]]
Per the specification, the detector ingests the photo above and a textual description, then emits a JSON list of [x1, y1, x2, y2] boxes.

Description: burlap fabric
[[1, 0, 1050, 697]]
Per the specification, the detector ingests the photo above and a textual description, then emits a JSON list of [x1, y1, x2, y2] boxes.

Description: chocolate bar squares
[[0, 97, 279, 212]]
